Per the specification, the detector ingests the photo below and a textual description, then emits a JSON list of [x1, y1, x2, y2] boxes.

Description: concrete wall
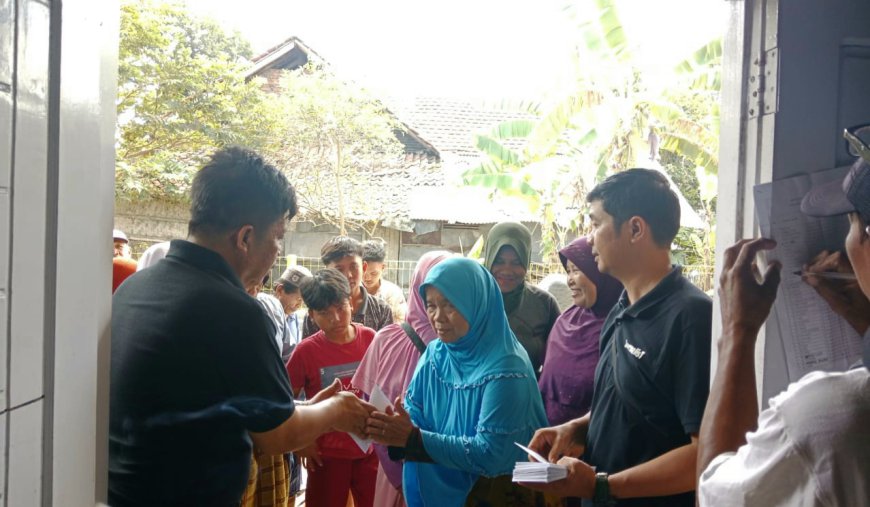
[[0, 0, 118, 504], [115, 199, 189, 243], [117, 200, 552, 265]]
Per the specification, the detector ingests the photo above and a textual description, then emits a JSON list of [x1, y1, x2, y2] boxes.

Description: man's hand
[[519, 457, 596, 498], [307, 378, 342, 405], [528, 419, 586, 464], [366, 398, 414, 447], [803, 250, 870, 335], [718, 238, 781, 338], [295, 443, 322, 471], [328, 392, 376, 439]]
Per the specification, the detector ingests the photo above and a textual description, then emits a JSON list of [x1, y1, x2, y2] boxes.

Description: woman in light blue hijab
[[367, 257, 549, 507]]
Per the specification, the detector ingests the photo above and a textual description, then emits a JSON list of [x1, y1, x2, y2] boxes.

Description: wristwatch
[[593, 472, 615, 506]]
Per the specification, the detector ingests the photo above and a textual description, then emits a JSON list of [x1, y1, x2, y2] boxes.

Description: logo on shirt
[[624, 340, 646, 360]]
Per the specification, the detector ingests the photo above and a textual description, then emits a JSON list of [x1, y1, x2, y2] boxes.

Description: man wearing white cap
[[697, 125, 870, 506], [113, 229, 132, 258]]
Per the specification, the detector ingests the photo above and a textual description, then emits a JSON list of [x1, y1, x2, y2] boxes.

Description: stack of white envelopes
[[511, 442, 568, 483]]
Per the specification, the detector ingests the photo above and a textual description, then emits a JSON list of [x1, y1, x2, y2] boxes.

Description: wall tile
[[0, 192, 8, 410], [9, 0, 50, 407], [0, 92, 11, 187], [0, 0, 12, 86], [7, 400, 43, 506], [0, 414, 6, 504]]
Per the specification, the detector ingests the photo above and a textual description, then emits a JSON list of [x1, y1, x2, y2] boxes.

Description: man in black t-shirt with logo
[[109, 147, 375, 506], [523, 169, 712, 507]]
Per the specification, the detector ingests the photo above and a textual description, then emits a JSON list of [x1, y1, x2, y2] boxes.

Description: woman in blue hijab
[[366, 257, 549, 507]]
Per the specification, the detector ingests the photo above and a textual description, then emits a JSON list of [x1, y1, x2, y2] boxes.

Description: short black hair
[[362, 240, 386, 263], [320, 236, 363, 265], [300, 268, 351, 311], [188, 146, 297, 237], [586, 168, 680, 247]]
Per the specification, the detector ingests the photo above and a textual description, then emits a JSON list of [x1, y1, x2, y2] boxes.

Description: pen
[[792, 270, 857, 281]]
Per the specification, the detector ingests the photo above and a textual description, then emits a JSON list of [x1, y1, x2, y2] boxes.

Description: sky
[[183, 0, 729, 101]]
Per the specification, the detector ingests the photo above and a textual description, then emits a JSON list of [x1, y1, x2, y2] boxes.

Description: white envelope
[[349, 384, 393, 453]]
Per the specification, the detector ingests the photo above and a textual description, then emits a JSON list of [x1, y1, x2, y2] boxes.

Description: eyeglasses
[[844, 124, 870, 163]]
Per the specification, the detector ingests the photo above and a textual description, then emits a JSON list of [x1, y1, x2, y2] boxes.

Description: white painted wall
[[0, 0, 117, 505]]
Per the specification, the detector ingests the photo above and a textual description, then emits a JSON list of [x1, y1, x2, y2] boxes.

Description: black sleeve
[[388, 427, 434, 463], [671, 295, 713, 434], [212, 299, 296, 433]]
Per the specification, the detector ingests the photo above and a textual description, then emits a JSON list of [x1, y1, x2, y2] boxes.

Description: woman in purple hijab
[[538, 237, 624, 426]]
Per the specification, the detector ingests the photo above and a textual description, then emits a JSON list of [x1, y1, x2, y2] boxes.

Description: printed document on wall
[[754, 166, 863, 381]]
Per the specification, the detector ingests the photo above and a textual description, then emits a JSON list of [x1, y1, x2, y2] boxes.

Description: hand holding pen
[[793, 270, 857, 280], [800, 250, 870, 335]]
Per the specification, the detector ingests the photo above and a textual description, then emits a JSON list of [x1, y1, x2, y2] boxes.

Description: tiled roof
[[247, 36, 324, 78], [386, 97, 536, 162], [408, 185, 538, 224], [248, 39, 542, 228], [248, 37, 441, 159], [286, 94, 549, 228], [294, 159, 446, 230]]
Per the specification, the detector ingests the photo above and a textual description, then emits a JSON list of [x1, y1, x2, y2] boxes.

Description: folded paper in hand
[[348, 384, 393, 453], [512, 442, 567, 483]]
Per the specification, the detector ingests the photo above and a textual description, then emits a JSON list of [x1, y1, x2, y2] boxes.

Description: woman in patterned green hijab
[[483, 221, 561, 375]]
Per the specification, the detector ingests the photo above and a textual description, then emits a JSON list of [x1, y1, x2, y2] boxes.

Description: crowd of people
[[108, 138, 870, 507]]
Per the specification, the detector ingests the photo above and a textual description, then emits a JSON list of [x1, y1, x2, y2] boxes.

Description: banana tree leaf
[[661, 136, 718, 170], [474, 134, 521, 166], [528, 92, 600, 156], [674, 39, 723, 74], [464, 172, 539, 197], [462, 158, 507, 181], [489, 119, 536, 139], [594, 0, 630, 60]]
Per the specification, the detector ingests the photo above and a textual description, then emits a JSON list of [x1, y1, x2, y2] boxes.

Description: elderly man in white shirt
[[697, 129, 870, 506]]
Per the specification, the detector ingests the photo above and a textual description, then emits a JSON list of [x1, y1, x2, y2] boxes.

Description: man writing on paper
[[697, 126, 870, 506]]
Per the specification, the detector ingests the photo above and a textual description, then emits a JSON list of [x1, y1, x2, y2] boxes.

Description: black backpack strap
[[401, 322, 427, 354], [609, 334, 670, 438]]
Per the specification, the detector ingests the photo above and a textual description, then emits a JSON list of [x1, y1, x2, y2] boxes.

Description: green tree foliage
[[116, 0, 405, 235], [116, 0, 279, 201], [263, 66, 404, 235], [465, 0, 721, 263]]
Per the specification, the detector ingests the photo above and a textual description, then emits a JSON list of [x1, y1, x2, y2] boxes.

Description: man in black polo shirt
[[524, 169, 712, 506], [109, 147, 374, 506]]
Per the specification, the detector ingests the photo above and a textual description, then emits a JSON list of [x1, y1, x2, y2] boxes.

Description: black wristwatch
[[593, 472, 615, 506]]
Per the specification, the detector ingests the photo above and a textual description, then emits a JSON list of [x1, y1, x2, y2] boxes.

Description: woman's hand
[[295, 443, 322, 471], [366, 397, 414, 447]]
